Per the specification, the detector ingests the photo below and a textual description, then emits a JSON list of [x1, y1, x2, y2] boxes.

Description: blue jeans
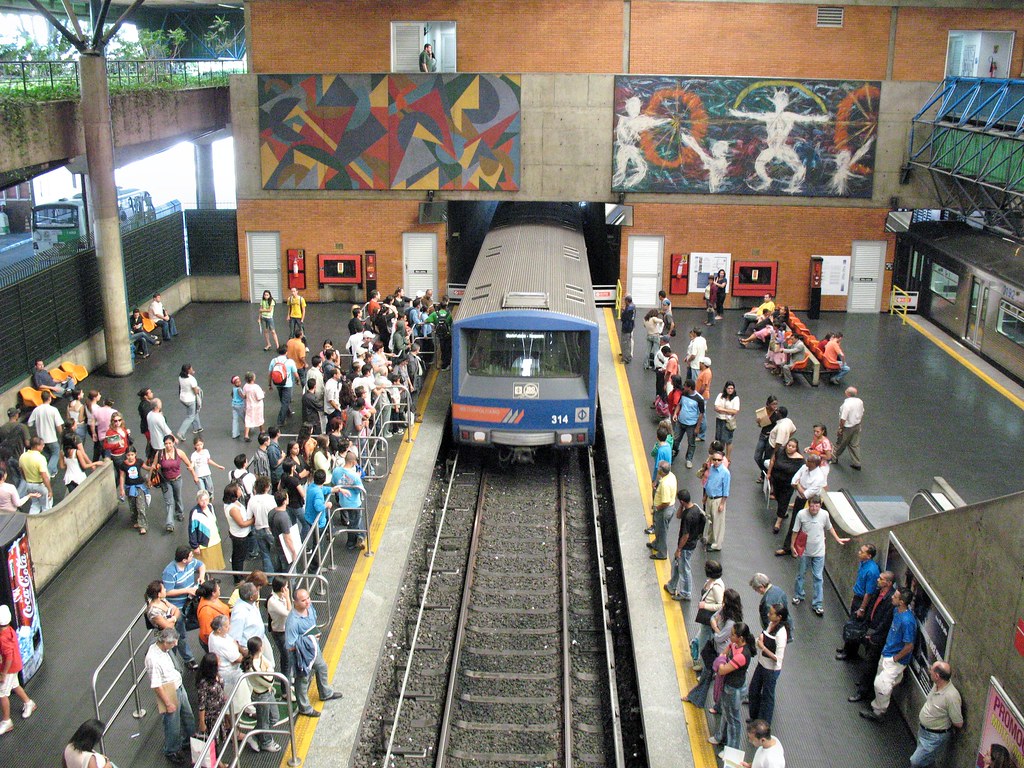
[[669, 548, 695, 597], [155, 317, 177, 340], [231, 403, 245, 438], [294, 651, 333, 713], [161, 684, 195, 757], [715, 684, 743, 749], [130, 331, 158, 355], [276, 385, 293, 426], [254, 529, 275, 573], [173, 613, 194, 664], [345, 506, 366, 547], [747, 663, 780, 725], [673, 422, 697, 462], [795, 554, 825, 609], [832, 361, 851, 383], [687, 663, 715, 708], [251, 688, 277, 749], [178, 401, 202, 436], [909, 726, 952, 767], [289, 317, 303, 337], [162, 478, 184, 526], [754, 432, 771, 476], [43, 441, 60, 476], [714, 419, 734, 446]]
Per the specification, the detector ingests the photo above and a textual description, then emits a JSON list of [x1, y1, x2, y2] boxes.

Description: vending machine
[[0, 515, 43, 683]]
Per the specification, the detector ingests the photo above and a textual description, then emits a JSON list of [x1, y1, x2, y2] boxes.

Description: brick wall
[[629, 2, 891, 80], [621, 203, 894, 311], [893, 8, 1024, 81], [235, 200, 446, 302], [249, 0, 622, 74]]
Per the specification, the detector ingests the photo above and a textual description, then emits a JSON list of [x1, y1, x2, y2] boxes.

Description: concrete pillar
[[194, 141, 217, 210], [79, 52, 133, 376]]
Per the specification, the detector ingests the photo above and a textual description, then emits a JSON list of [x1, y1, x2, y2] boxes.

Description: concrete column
[[79, 52, 133, 376], [194, 141, 217, 210]]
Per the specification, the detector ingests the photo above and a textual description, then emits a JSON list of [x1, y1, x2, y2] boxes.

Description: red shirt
[[0, 625, 23, 674], [823, 338, 843, 368]]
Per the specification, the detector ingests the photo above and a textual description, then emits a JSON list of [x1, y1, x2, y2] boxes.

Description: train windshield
[[33, 205, 79, 229], [465, 329, 588, 378]]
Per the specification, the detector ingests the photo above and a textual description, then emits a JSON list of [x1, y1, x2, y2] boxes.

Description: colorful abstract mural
[[259, 74, 389, 190], [612, 76, 880, 198], [258, 74, 521, 191]]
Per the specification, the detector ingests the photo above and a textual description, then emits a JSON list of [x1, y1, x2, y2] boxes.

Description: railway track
[[381, 449, 623, 768]]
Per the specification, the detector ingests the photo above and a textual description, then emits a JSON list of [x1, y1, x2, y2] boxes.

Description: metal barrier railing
[[90, 605, 151, 755], [191, 669, 301, 768], [203, 570, 333, 632], [0, 58, 246, 97], [890, 284, 911, 324]]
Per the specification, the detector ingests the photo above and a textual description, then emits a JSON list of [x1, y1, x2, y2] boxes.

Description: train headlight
[[559, 433, 573, 445], [473, 431, 487, 442]]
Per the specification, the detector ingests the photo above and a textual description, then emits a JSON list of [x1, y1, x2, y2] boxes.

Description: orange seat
[[60, 361, 88, 382], [140, 313, 157, 333], [19, 388, 43, 408], [49, 368, 69, 382]]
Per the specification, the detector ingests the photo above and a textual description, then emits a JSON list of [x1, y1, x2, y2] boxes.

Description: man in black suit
[[845, 570, 896, 703]]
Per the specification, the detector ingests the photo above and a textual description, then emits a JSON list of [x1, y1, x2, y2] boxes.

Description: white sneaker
[[686, 460, 693, 468], [262, 742, 282, 753], [21, 701, 36, 719], [0, 719, 12, 735]]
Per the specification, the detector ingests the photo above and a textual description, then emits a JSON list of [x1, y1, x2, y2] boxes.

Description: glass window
[[464, 329, 588, 379], [929, 264, 960, 303], [391, 22, 456, 73], [33, 205, 78, 228], [996, 300, 1024, 347]]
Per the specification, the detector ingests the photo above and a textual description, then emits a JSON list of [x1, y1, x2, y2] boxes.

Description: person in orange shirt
[[195, 579, 229, 652], [695, 357, 713, 441], [285, 329, 308, 386], [823, 332, 850, 385]]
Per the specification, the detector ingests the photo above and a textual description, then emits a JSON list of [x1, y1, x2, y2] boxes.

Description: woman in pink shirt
[[0, 466, 40, 513]]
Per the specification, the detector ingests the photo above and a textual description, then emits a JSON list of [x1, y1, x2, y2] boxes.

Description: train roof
[[455, 221, 596, 324]]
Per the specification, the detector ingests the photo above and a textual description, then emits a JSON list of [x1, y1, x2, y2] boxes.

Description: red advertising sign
[[6, 532, 43, 681], [977, 678, 1024, 768]]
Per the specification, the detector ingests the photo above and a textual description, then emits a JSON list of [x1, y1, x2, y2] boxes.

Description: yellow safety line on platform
[[603, 309, 717, 768], [904, 316, 1024, 411], [282, 367, 440, 767]]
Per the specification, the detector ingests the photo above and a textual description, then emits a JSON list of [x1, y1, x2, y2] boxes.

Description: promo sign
[[976, 678, 1024, 768]]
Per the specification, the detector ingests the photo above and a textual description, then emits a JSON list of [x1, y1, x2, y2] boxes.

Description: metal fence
[[0, 58, 245, 97]]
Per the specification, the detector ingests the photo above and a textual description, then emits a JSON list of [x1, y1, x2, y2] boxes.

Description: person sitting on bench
[[31, 359, 75, 397], [737, 293, 776, 336]]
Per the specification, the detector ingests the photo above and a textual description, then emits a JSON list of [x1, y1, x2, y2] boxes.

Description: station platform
[[2, 300, 1022, 768], [600, 305, 1024, 768]]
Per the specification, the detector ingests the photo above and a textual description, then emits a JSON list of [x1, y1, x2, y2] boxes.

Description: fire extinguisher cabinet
[[286, 249, 306, 291]]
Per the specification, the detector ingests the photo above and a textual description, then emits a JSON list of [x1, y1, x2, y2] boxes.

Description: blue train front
[[452, 311, 599, 448], [449, 202, 600, 452]]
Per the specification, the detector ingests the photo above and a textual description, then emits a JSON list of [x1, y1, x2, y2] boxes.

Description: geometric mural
[[388, 74, 521, 190], [258, 73, 521, 191], [612, 76, 880, 198]]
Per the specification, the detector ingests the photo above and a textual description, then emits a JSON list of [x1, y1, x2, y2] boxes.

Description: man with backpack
[[267, 346, 298, 427], [426, 298, 453, 371]]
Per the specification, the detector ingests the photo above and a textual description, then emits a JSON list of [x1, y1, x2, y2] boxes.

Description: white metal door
[[440, 27, 456, 72], [391, 22, 422, 72], [403, 232, 437, 296], [627, 236, 663, 307], [848, 240, 886, 313], [247, 231, 281, 303]]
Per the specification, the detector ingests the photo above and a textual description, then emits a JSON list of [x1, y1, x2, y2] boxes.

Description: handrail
[[889, 284, 911, 325], [192, 669, 301, 768], [202, 570, 333, 632], [91, 605, 151, 755]]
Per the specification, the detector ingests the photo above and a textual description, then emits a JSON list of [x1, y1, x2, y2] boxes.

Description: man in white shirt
[[346, 330, 372, 358], [324, 367, 343, 423], [306, 355, 326, 433], [685, 327, 708, 381], [832, 386, 864, 470], [247, 476, 277, 573], [147, 399, 175, 453], [767, 406, 796, 455], [743, 719, 785, 768], [27, 391, 63, 475], [230, 582, 274, 666], [144, 628, 195, 764], [149, 293, 178, 341]]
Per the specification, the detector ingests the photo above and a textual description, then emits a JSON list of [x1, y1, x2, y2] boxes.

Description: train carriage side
[[451, 221, 599, 448]]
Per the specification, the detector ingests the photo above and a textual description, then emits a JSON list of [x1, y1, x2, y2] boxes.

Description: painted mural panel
[[259, 74, 389, 190], [258, 74, 521, 191], [389, 74, 521, 191], [612, 76, 880, 198]]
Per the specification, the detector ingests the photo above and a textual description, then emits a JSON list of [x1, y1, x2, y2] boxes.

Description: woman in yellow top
[[259, 290, 279, 351], [286, 287, 306, 337]]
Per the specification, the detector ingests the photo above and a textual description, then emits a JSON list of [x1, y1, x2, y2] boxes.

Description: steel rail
[[558, 456, 574, 768]]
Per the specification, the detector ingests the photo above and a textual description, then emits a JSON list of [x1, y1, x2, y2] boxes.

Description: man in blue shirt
[[268, 346, 299, 427], [285, 588, 341, 717], [160, 546, 205, 669], [332, 449, 366, 550], [672, 379, 704, 469], [703, 451, 731, 551], [861, 588, 916, 721], [835, 544, 881, 659]]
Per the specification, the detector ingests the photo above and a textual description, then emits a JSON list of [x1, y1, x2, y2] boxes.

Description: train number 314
[[551, 414, 569, 424]]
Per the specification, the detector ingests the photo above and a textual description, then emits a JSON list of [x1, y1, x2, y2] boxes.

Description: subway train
[[451, 203, 599, 457]]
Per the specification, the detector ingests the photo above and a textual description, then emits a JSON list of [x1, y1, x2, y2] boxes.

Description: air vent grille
[[817, 6, 844, 28]]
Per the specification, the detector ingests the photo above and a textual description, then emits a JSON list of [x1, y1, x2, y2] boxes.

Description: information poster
[[815, 255, 851, 295], [977, 678, 1024, 768], [886, 533, 954, 695], [689, 252, 731, 294]]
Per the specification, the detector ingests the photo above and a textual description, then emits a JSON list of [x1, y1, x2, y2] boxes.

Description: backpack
[[654, 395, 671, 418], [434, 311, 451, 338], [270, 359, 288, 385], [230, 468, 253, 506]]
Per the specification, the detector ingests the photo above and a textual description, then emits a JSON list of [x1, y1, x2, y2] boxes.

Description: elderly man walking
[[833, 386, 864, 470]]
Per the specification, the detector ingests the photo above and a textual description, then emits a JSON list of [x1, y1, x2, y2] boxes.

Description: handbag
[[724, 415, 737, 431], [843, 617, 868, 644], [190, 735, 217, 768], [182, 595, 200, 632], [148, 465, 163, 488], [695, 607, 714, 625], [792, 530, 808, 557]]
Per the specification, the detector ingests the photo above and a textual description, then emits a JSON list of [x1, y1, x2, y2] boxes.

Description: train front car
[[451, 204, 599, 457]]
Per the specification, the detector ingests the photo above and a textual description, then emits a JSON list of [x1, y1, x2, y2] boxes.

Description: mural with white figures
[[612, 76, 880, 198]]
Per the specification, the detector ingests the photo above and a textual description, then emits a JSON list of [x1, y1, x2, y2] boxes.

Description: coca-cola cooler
[[0, 514, 43, 682]]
